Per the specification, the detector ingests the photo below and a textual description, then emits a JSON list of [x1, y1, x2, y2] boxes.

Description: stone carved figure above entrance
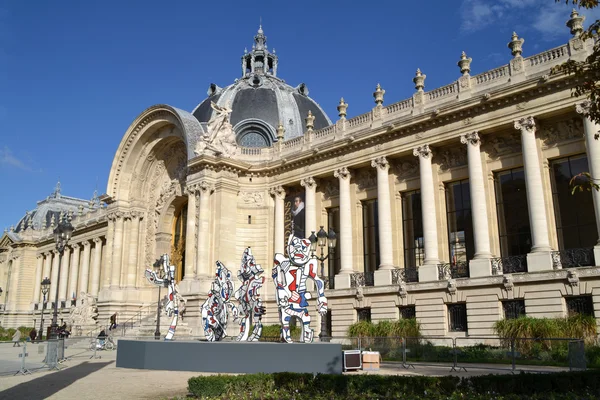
[[194, 102, 239, 157]]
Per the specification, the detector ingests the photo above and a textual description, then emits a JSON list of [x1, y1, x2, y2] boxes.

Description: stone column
[[461, 132, 493, 277], [334, 167, 354, 288], [90, 238, 103, 296], [103, 215, 115, 289], [7, 256, 21, 310], [58, 246, 71, 302], [515, 117, 553, 271], [111, 212, 125, 287], [49, 250, 59, 302], [184, 186, 198, 279], [372, 157, 395, 285], [413, 145, 440, 281], [301, 177, 317, 236], [196, 181, 213, 278], [269, 185, 286, 254], [42, 252, 51, 281], [79, 241, 92, 294], [68, 244, 81, 302], [127, 212, 141, 287], [576, 101, 600, 262], [33, 254, 44, 304]]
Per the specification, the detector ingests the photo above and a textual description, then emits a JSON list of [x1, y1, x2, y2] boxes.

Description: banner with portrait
[[284, 190, 306, 247]]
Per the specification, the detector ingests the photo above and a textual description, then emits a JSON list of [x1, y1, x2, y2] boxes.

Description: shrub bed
[[188, 370, 600, 399], [0, 326, 34, 342]]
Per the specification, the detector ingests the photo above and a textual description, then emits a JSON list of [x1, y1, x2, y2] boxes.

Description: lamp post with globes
[[153, 257, 164, 341], [309, 226, 336, 341], [39, 277, 51, 340], [0, 287, 3, 311], [50, 219, 74, 339]]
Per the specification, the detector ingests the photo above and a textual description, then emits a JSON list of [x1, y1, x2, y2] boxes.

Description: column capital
[[269, 185, 286, 199], [334, 167, 351, 180], [70, 243, 81, 251], [413, 144, 432, 159], [371, 156, 389, 171], [84, 239, 95, 247], [130, 210, 144, 220], [198, 180, 214, 195], [514, 116, 536, 133], [107, 211, 124, 221], [36, 253, 44, 259], [300, 176, 317, 189], [460, 132, 481, 146], [576, 100, 591, 115]]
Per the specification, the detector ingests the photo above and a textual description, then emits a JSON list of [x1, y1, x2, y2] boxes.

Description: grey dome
[[191, 27, 332, 148]]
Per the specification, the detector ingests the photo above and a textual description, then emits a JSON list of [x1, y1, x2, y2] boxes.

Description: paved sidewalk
[[0, 347, 573, 400]]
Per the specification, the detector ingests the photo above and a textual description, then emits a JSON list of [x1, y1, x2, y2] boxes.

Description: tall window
[[502, 300, 526, 319], [448, 303, 468, 332], [550, 155, 598, 249], [327, 207, 341, 285], [357, 308, 372, 322], [362, 199, 380, 273], [402, 190, 424, 268], [566, 296, 594, 317], [445, 180, 475, 264], [494, 168, 532, 256], [399, 306, 416, 319]]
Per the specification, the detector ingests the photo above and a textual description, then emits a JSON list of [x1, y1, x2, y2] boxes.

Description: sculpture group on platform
[[273, 234, 328, 343], [201, 247, 266, 342], [144, 254, 180, 340]]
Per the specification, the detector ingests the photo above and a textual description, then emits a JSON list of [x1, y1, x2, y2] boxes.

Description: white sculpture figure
[[272, 234, 328, 343], [194, 101, 238, 157], [201, 261, 238, 341], [234, 247, 266, 341], [67, 291, 98, 326], [144, 254, 179, 340]]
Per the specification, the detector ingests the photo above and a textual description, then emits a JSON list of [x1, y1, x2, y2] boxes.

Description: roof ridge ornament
[[242, 24, 278, 77]]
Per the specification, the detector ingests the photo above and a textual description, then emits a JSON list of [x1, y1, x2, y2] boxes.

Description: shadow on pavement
[[0, 361, 114, 400]]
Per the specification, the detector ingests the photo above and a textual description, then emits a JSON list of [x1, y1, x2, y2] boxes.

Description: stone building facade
[[1, 12, 600, 339]]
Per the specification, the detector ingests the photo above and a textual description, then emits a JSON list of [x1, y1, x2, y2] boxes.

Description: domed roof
[[192, 26, 332, 148]]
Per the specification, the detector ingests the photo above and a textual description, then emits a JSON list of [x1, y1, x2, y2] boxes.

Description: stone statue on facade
[[67, 292, 98, 327], [194, 101, 238, 157]]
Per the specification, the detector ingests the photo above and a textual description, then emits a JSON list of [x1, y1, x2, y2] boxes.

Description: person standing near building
[[109, 313, 117, 331], [29, 328, 37, 343], [12, 329, 21, 347]]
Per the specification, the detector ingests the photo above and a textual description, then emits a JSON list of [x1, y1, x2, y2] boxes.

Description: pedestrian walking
[[12, 329, 22, 347]]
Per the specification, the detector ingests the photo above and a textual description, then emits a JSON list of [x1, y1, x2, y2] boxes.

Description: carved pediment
[[435, 146, 467, 172], [538, 117, 584, 147]]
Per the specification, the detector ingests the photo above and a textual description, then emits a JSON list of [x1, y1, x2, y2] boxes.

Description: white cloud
[[0, 146, 33, 171], [460, 0, 505, 32]]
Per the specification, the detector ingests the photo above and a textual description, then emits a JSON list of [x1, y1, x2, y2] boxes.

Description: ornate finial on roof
[[50, 214, 56, 228], [413, 69, 426, 91], [567, 9, 585, 37], [508, 32, 524, 57], [458, 51, 472, 76], [373, 83, 385, 106], [10, 225, 14, 232], [42, 215, 47, 230], [337, 98, 348, 119], [276, 122, 285, 140], [305, 110, 315, 131]]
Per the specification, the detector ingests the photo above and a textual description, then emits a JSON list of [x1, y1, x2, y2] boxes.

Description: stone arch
[[106, 104, 203, 202]]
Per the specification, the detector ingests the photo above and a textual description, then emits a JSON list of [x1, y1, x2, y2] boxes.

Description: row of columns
[[33, 237, 104, 305], [269, 107, 600, 282], [104, 211, 143, 289]]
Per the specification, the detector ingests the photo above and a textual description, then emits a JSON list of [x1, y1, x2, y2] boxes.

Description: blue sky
[[0, 0, 597, 230]]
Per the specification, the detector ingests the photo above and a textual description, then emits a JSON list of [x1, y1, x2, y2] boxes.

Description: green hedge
[[188, 370, 600, 399], [258, 324, 301, 342], [347, 318, 421, 338]]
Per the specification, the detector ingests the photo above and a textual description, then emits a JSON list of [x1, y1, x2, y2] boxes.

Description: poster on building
[[284, 190, 305, 247]]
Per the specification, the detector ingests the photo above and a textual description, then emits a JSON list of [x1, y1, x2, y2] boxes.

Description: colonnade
[[269, 109, 600, 285]]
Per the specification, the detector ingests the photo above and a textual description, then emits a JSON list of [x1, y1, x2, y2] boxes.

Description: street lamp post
[[50, 219, 74, 339], [0, 287, 3, 311], [309, 226, 337, 342], [39, 277, 51, 340], [153, 257, 163, 340]]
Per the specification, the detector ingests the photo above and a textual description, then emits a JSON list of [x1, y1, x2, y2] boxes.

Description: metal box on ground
[[343, 350, 362, 371]]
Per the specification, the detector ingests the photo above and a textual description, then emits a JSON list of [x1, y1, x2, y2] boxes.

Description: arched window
[[234, 119, 276, 149]]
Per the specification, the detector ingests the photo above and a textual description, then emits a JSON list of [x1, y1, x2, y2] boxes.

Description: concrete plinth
[[116, 340, 343, 374], [374, 269, 393, 286], [469, 258, 491, 278], [526, 251, 553, 272]]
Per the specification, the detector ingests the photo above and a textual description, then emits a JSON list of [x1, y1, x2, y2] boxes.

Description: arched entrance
[[171, 202, 188, 282]]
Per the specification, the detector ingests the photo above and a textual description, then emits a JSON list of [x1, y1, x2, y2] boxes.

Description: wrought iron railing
[[551, 248, 595, 269], [437, 262, 469, 280], [392, 268, 419, 284], [491, 255, 528, 274], [350, 272, 375, 288]]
